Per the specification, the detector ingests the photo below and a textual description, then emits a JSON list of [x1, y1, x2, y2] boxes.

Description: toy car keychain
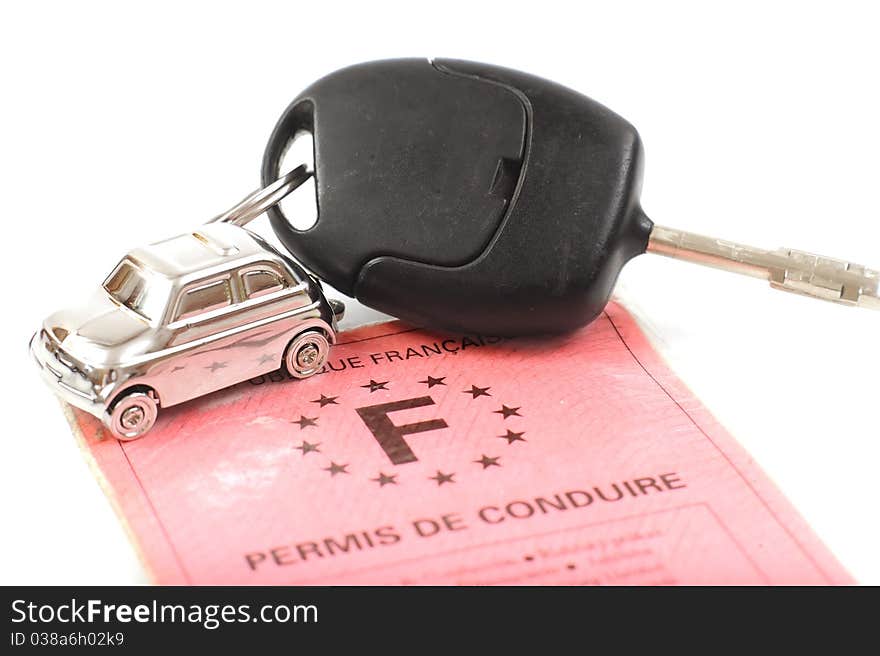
[[30, 166, 343, 440]]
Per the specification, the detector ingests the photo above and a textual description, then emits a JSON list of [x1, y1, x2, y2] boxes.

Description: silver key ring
[[211, 164, 312, 226]]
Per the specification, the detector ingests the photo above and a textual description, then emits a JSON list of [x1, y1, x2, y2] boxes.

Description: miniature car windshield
[[103, 258, 167, 322]]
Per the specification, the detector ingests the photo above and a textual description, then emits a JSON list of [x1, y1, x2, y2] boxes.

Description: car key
[[258, 58, 880, 336]]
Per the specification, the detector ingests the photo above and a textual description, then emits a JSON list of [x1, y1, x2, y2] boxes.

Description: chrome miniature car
[[30, 221, 344, 440]]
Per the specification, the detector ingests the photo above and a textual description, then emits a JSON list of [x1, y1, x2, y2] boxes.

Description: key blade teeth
[[647, 224, 880, 311], [771, 247, 880, 308]]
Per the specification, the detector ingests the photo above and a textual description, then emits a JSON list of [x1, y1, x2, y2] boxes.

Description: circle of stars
[[289, 375, 524, 487]]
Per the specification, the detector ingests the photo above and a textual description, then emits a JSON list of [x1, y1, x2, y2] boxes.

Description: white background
[[1, 1, 878, 584]]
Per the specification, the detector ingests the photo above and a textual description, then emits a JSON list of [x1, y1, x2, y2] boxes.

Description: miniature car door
[[164, 273, 243, 402], [234, 261, 314, 378]]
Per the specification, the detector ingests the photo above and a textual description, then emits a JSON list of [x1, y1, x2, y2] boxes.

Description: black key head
[[262, 58, 652, 335]]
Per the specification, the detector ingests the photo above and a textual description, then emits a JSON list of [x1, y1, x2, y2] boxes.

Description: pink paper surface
[[67, 302, 852, 585]]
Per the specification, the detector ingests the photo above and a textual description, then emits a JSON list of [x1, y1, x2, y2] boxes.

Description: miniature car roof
[[126, 223, 276, 279]]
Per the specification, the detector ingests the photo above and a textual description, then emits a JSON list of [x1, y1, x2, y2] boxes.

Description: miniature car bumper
[[29, 330, 105, 419]]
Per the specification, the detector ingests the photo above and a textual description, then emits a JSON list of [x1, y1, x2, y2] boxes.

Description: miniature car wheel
[[284, 330, 330, 379], [106, 391, 158, 440]]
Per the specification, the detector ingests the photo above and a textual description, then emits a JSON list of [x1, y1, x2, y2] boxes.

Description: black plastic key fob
[[262, 58, 653, 336]]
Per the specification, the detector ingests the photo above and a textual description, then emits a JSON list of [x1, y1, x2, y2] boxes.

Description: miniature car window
[[104, 259, 162, 321], [242, 269, 285, 299], [174, 279, 231, 321]]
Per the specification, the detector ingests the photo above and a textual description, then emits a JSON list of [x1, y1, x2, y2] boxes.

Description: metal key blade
[[647, 225, 880, 310]]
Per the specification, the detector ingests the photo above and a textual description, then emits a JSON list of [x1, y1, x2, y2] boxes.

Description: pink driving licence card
[[66, 302, 852, 585]]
